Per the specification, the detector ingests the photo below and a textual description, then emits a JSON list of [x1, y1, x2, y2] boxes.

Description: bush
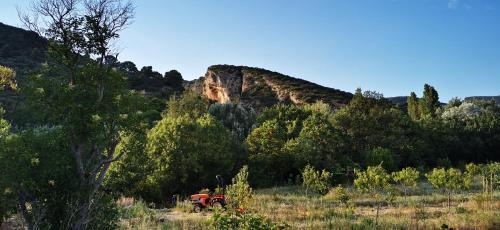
[[302, 165, 332, 195], [209, 211, 287, 230], [324, 185, 350, 205]]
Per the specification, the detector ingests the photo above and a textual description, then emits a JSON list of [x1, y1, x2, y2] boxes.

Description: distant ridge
[[465, 96, 500, 104], [0, 22, 47, 79], [186, 65, 353, 111]]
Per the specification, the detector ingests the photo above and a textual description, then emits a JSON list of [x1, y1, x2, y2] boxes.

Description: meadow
[[119, 184, 500, 230]]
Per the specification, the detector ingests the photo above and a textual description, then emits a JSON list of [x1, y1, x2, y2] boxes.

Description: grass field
[[119, 183, 500, 230]]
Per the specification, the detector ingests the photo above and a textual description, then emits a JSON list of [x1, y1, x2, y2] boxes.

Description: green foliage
[[247, 103, 349, 186], [354, 164, 392, 227], [285, 113, 349, 171], [459, 162, 500, 195], [354, 165, 391, 195], [333, 88, 421, 166], [392, 167, 420, 197], [419, 84, 440, 118], [106, 128, 151, 197], [119, 200, 154, 220], [407, 92, 419, 120], [209, 102, 256, 140], [209, 211, 286, 230], [164, 90, 209, 119], [325, 185, 350, 205], [392, 167, 420, 188], [301, 165, 332, 195], [0, 127, 119, 228], [425, 167, 465, 210], [146, 114, 237, 202], [247, 119, 291, 186], [426, 168, 464, 192], [0, 65, 16, 90], [226, 166, 253, 209], [0, 107, 9, 138], [365, 147, 398, 172]]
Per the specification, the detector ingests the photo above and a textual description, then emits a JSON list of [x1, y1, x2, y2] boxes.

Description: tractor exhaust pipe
[[216, 175, 225, 196]]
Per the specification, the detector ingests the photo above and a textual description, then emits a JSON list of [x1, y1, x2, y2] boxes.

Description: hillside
[[186, 65, 353, 111], [465, 96, 500, 104], [0, 22, 47, 80]]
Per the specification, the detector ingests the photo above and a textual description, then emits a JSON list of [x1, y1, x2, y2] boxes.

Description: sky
[[1, 0, 499, 101]]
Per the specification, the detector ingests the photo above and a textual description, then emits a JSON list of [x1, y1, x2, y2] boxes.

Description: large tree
[[17, 0, 137, 228], [146, 114, 237, 202]]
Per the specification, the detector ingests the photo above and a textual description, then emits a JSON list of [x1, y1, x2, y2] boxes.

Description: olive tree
[[425, 168, 463, 210], [354, 164, 391, 227], [392, 167, 420, 199]]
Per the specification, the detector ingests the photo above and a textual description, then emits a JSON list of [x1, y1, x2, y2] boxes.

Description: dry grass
[[119, 185, 500, 229]]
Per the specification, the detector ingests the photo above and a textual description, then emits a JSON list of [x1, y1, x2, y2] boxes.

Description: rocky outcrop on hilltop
[[187, 65, 353, 111]]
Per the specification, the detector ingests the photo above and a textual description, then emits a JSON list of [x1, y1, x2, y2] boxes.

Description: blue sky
[[1, 0, 499, 101]]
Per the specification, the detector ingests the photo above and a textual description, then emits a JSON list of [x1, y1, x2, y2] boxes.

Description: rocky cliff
[[187, 65, 353, 111]]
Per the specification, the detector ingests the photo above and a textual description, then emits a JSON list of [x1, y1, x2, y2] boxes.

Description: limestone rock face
[[187, 65, 353, 111], [203, 68, 243, 103]]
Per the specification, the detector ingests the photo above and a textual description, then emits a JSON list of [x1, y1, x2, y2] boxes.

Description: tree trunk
[[447, 192, 451, 212], [375, 202, 380, 229]]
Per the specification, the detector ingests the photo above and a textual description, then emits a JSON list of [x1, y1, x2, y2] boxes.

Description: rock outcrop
[[188, 65, 353, 111]]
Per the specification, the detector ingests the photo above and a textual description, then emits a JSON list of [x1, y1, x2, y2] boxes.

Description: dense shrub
[[209, 211, 287, 230]]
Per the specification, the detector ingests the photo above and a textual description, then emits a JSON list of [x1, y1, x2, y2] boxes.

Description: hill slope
[[186, 65, 353, 111], [465, 96, 500, 104], [0, 22, 47, 79]]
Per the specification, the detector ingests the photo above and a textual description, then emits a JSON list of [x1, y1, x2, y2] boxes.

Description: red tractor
[[190, 175, 226, 212]]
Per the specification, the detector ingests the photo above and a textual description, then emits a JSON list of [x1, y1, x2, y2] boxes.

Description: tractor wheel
[[193, 204, 202, 213], [212, 201, 225, 210], [212, 201, 222, 208]]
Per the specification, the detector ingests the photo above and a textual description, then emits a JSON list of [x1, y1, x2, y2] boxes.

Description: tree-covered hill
[[0, 22, 47, 79]]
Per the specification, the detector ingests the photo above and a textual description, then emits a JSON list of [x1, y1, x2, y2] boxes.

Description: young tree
[[391, 167, 420, 199], [18, 0, 136, 228], [354, 165, 391, 227], [226, 166, 253, 210], [301, 165, 332, 195], [425, 168, 463, 210]]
